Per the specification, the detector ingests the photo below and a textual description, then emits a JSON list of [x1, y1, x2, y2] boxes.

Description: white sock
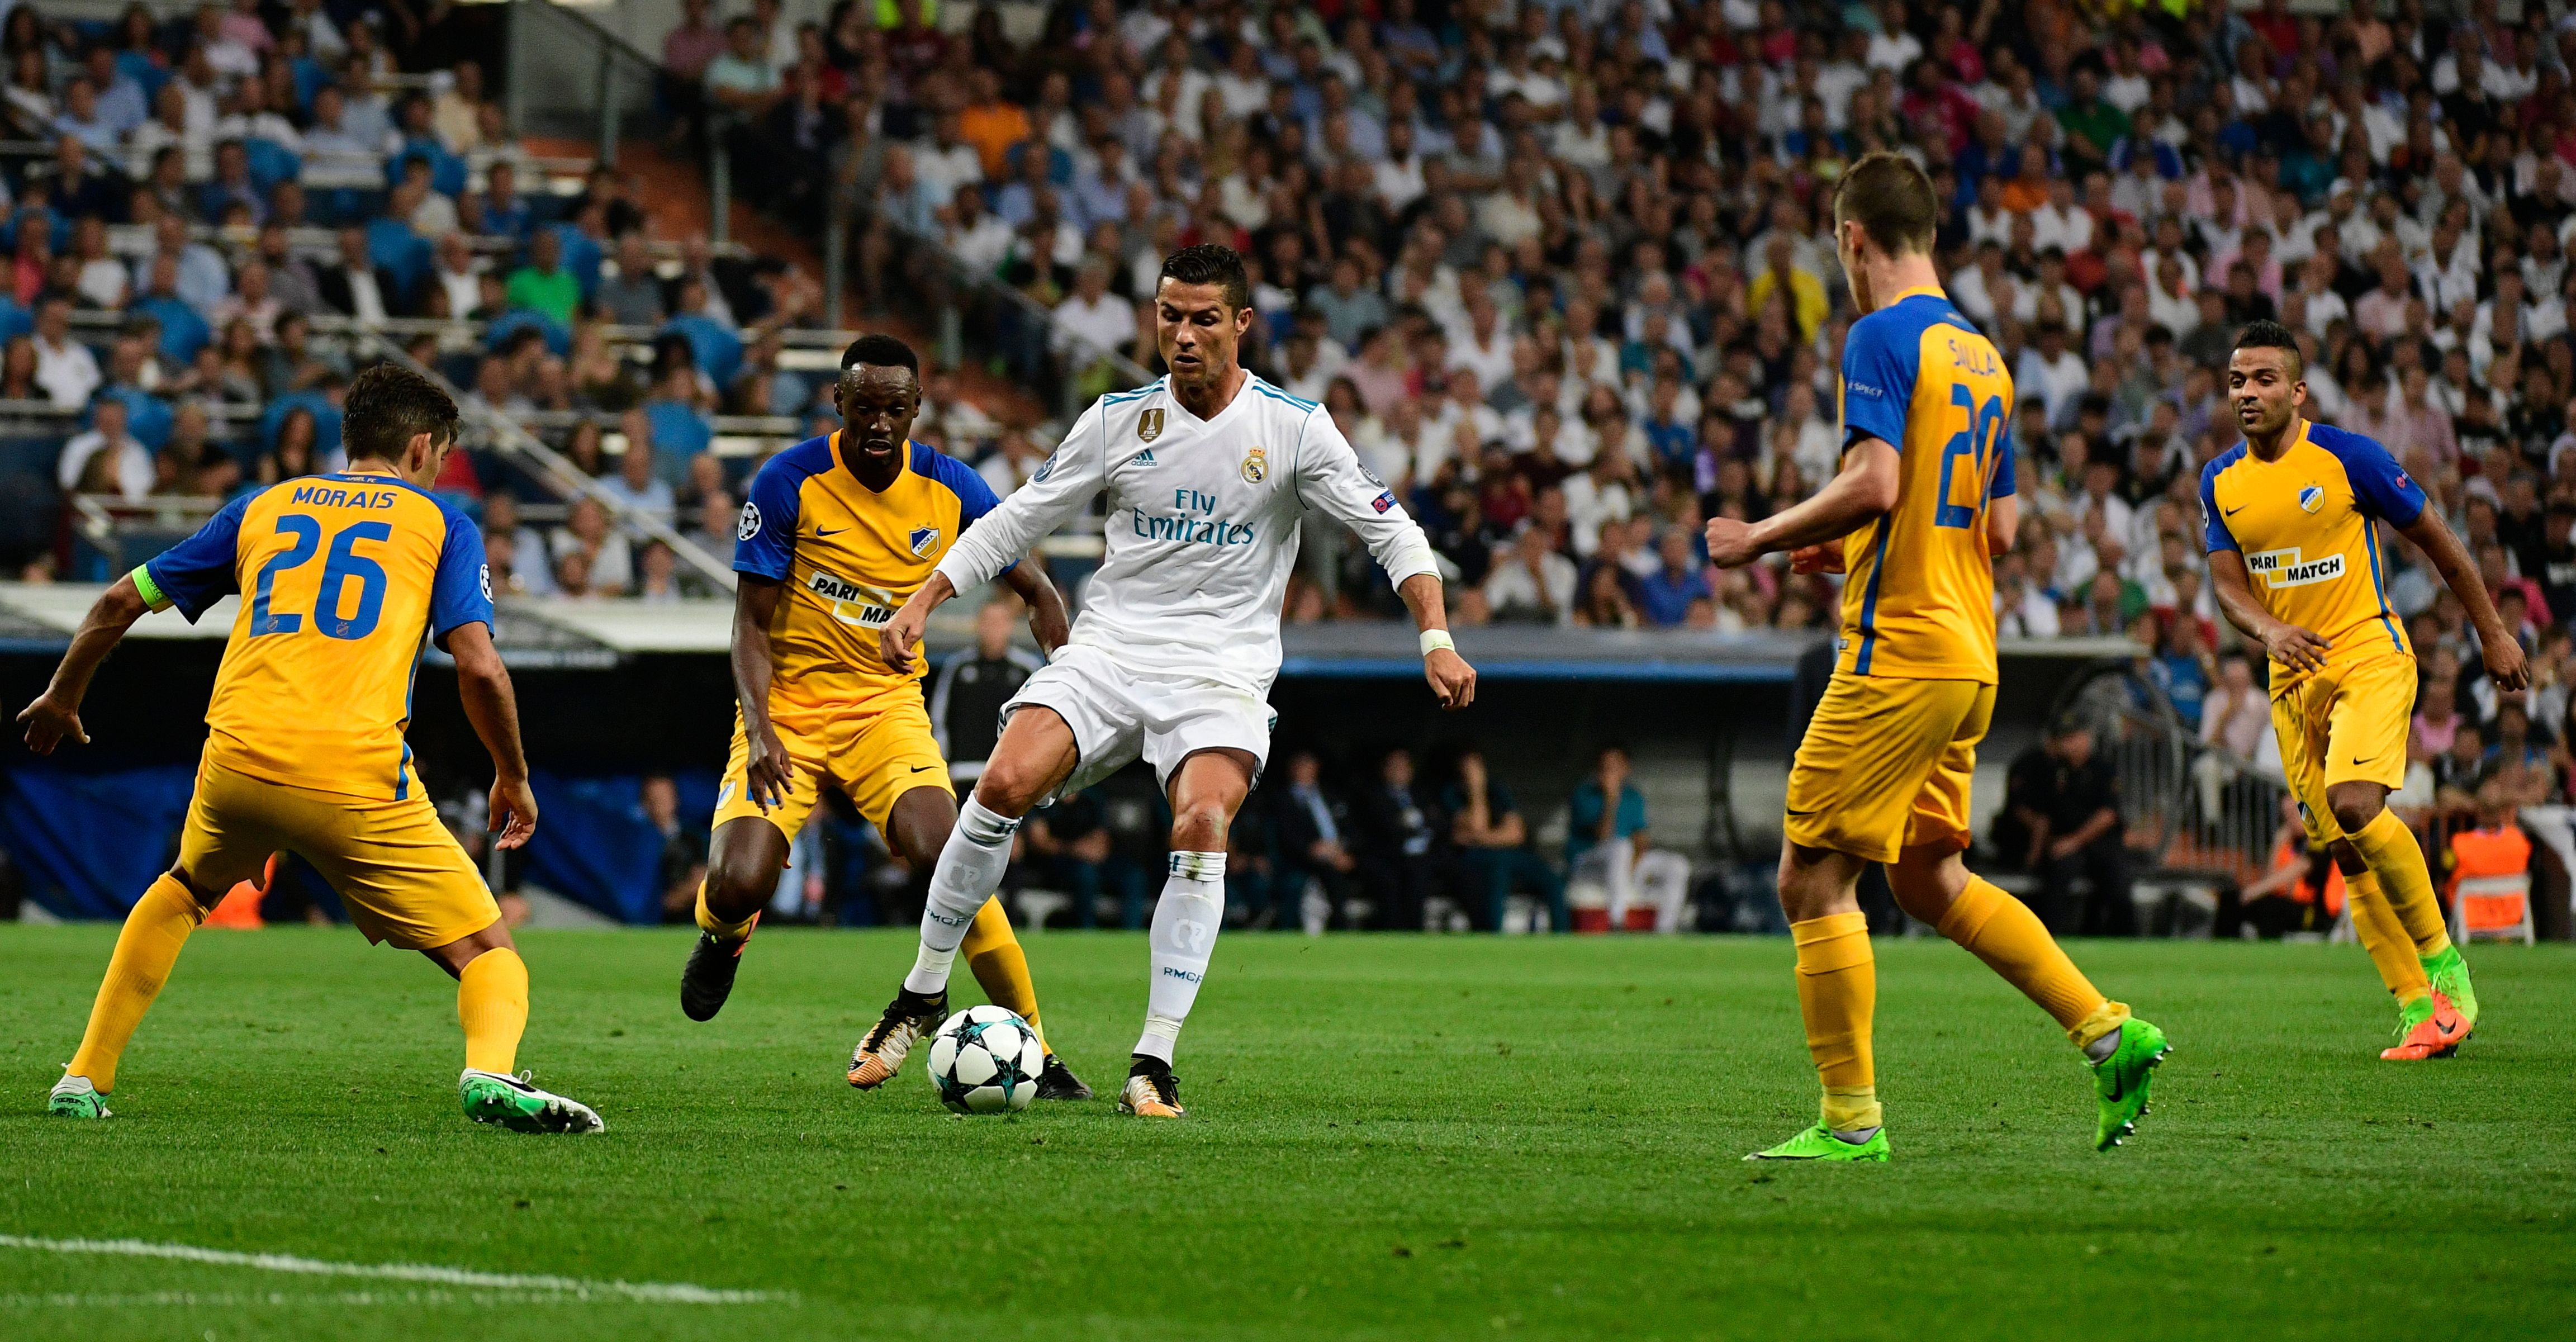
[[904, 798, 1019, 996], [1134, 851, 1226, 1064]]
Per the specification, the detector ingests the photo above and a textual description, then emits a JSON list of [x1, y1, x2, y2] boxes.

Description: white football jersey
[[937, 372, 1440, 695]]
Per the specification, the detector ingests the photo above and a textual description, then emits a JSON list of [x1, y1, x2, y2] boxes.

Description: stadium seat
[[2451, 874, 2535, 945]]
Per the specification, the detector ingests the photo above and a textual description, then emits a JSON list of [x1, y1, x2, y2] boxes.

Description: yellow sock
[[458, 948, 530, 1074], [67, 875, 208, 1092], [1933, 876, 2127, 1050], [962, 897, 1046, 1053], [1791, 913, 1878, 1132], [2343, 869, 2432, 1004], [694, 880, 757, 942], [2347, 810, 2454, 959]]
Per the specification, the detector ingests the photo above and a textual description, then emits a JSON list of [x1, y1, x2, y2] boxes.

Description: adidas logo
[[1133, 448, 1155, 465]]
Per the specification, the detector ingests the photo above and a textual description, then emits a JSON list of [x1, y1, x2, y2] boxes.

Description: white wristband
[[1420, 629, 1455, 657]]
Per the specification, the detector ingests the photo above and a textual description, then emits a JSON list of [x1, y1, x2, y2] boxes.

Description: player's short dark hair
[[1157, 243, 1251, 312], [840, 333, 919, 375], [343, 362, 457, 463], [2232, 319, 2304, 378], [1833, 151, 1938, 258]]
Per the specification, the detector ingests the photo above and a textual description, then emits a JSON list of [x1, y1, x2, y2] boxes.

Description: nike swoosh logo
[[2351, 756, 2373, 765], [817, 527, 848, 537], [2104, 1069, 2127, 1101], [2223, 505, 2245, 516], [908, 764, 938, 773], [1785, 807, 1821, 817]]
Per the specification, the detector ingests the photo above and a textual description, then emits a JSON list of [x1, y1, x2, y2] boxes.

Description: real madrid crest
[[1241, 445, 1268, 483], [1137, 408, 1164, 442]]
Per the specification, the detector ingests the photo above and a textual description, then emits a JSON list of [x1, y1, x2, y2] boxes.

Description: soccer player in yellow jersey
[[21, 365, 599, 1132], [678, 335, 1091, 1101], [2203, 321, 2524, 1060], [1707, 153, 2167, 1161]]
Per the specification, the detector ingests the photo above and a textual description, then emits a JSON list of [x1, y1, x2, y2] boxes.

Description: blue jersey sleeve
[[140, 494, 252, 621], [2199, 458, 2239, 554], [2316, 424, 2428, 526], [1991, 424, 2018, 498], [914, 442, 1018, 576], [734, 455, 808, 580], [429, 508, 495, 642], [1839, 311, 1917, 453]]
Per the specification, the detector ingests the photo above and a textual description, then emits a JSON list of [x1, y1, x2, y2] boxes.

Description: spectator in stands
[[2005, 717, 2136, 936], [1020, 785, 1135, 930], [1483, 523, 1574, 625], [633, 539, 683, 602], [601, 426, 674, 525], [1565, 744, 1691, 932], [704, 17, 780, 120], [31, 296, 98, 408], [645, 773, 708, 923], [553, 494, 633, 594], [1634, 527, 1712, 628], [57, 393, 148, 501], [1354, 747, 1449, 932], [596, 232, 665, 328], [2235, 795, 2341, 940], [1268, 749, 1359, 934], [928, 598, 1042, 785], [1444, 746, 1563, 933], [506, 227, 580, 328], [482, 491, 554, 598]]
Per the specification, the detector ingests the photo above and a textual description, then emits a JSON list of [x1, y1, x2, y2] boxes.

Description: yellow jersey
[[733, 433, 1010, 707], [2199, 416, 2420, 687], [1834, 284, 2016, 683], [136, 470, 494, 801]]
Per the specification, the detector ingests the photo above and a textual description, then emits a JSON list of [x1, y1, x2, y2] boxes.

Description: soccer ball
[[926, 1005, 1045, 1114]]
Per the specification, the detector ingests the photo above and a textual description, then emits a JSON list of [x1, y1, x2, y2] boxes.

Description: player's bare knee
[[970, 765, 1045, 819], [700, 852, 773, 919], [1169, 800, 1230, 851], [2326, 787, 2383, 837]]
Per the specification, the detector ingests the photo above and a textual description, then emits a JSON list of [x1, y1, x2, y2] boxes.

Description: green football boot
[[2091, 1017, 2170, 1151], [2423, 946, 2478, 1029], [459, 1069, 604, 1134], [1745, 1123, 1891, 1163], [2393, 992, 2436, 1041], [46, 1075, 110, 1118]]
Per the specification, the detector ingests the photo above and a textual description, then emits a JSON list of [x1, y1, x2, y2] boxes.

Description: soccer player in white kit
[[867, 244, 1479, 1117]]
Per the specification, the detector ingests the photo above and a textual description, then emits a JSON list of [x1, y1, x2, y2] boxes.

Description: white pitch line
[[1, 1291, 633, 1309], [0, 1235, 793, 1305]]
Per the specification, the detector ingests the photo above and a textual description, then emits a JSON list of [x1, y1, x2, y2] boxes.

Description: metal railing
[[2062, 660, 2288, 886], [363, 333, 737, 591], [504, 0, 666, 173]]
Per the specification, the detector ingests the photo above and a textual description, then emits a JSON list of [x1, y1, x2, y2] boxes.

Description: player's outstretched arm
[[15, 572, 149, 753], [1397, 572, 1476, 710], [2205, 549, 2330, 672], [730, 575, 796, 810], [1709, 439, 1900, 567], [2398, 510, 2530, 690], [881, 571, 953, 675], [999, 559, 1071, 656], [447, 620, 539, 850]]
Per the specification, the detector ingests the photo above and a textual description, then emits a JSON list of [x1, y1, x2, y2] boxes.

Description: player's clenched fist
[[1705, 516, 1762, 568], [1426, 647, 1477, 710]]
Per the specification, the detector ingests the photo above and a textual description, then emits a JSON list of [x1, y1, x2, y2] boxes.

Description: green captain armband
[[129, 565, 172, 611]]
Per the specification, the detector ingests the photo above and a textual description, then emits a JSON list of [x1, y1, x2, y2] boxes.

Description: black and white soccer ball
[[926, 1005, 1044, 1114]]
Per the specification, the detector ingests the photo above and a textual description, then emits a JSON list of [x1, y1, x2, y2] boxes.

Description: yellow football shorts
[[713, 685, 952, 838], [1785, 675, 1995, 864], [175, 755, 498, 949], [2270, 652, 2414, 844]]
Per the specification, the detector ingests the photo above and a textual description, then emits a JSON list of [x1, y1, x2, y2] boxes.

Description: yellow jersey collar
[[1887, 283, 1946, 305]]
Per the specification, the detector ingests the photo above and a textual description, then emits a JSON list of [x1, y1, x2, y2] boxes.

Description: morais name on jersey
[[1131, 488, 1258, 548]]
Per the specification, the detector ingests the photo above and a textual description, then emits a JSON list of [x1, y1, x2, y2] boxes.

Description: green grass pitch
[[0, 925, 2569, 1340]]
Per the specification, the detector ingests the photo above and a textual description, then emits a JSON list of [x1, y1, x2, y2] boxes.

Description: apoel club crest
[[2298, 484, 2323, 513], [1241, 445, 1267, 483], [1137, 408, 1165, 442]]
